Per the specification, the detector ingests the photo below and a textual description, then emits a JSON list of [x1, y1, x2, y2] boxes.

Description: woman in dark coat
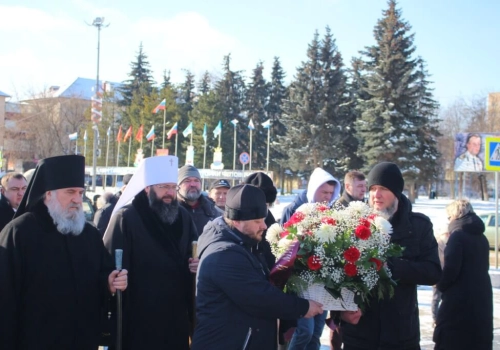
[[433, 199, 493, 350]]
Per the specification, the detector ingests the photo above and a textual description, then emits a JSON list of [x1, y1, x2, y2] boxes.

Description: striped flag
[[248, 119, 255, 130], [106, 126, 111, 137], [230, 119, 239, 127], [262, 119, 271, 129], [146, 125, 155, 141], [152, 99, 166, 113], [167, 122, 178, 139], [123, 126, 133, 142], [182, 122, 193, 137], [83, 130, 87, 141], [68, 132, 77, 141], [203, 123, 207, 142], [116, 125, 123, 142], [213, 120, 222, 138]]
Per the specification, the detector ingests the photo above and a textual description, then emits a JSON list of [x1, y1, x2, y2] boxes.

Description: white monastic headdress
[[110, 155, 179, 218]]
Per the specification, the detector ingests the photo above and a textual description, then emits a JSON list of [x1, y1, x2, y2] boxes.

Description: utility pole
[[88, 17, 109, 192]]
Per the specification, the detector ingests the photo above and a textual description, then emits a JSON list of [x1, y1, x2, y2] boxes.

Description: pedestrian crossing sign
[[484, 136, 500, 171]]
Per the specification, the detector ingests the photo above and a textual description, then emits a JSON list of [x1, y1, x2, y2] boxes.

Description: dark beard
[[148, 189, 179, 224]]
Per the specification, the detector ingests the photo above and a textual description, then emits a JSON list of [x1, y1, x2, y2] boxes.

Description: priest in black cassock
[[103, 155, 199, 350], [0, 154, 128, 350]]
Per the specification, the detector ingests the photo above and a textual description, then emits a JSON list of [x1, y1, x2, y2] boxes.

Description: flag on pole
[[123, 126, 132, 141], [248, 119, 255, 130], [182, 122, 193, 137], [146, 125, 155, 141], [68, 132, 77, 141], [213, 120, 222, 138], [203, 123, 207, 142], [117, 125, 123, 142], [230, 119, 239, 127], [135, 125, 144, 142], [152, 99, 166, 113], [83, 130, 87, 141], [167, 122, 178, 139], [107, 126, 111, 137], [262, 119, 271, 128]]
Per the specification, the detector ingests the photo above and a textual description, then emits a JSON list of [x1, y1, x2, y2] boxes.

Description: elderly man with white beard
[[103, 155, 199, 350], [0, 155, 128, 350]]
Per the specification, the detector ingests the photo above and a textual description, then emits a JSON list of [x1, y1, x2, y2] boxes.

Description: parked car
[[478, 212, 500, 249], [83, 196, 95, 222]]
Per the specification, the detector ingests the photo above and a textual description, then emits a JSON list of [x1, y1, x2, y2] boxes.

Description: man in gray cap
[[192, 184, 324, 350], [0, 155, 127, 350], [177, 164, 222, 234], [341, 162, 441, 350]]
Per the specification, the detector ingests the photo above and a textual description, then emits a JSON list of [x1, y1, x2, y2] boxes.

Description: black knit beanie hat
[[243, 172, 277, 204], [367, 162, 404, 199], [225, 184, 267, 220]]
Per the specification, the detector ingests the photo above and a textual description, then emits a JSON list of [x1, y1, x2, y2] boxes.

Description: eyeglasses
[[155, 184, 179, 191]]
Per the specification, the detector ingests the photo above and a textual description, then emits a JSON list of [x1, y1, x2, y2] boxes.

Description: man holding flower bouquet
[[341, 162, 441, 350], [192, 185, 324, 350]]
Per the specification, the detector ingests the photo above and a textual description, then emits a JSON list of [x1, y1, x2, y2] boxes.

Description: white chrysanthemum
[[277, 237, 294, 250], [346, 201, 371, 217], [295, 203, 316, 215], [373, 216, 393, 235], [266, 223, 284, 244], [316, 224, 337, 243]]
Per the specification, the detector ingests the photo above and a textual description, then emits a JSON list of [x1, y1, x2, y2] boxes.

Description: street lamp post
[[88, 17, 109, 192]]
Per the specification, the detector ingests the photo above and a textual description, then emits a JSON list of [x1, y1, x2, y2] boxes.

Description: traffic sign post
[[239, 152, 250, 182], [485, 136, 500, 268]]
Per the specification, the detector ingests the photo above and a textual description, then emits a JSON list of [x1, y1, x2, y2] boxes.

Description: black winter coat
[[0, 200, 113, 350], [192, 217, 310, 350], [179, 193, 222, 234], [0, 195, 15, 231], [433, 212, 493, 350], [342, 196, 442, 349], [103, 191, 198, 350]]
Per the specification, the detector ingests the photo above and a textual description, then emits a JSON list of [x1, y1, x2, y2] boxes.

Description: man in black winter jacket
[[0, 172, 27, 231], [192, 185, 324, 350], [341, 162, 441, 350]]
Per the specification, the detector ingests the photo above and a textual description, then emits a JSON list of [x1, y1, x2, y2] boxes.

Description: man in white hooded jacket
[[281, 167, 340, 224], [281, 167, 340, 350]]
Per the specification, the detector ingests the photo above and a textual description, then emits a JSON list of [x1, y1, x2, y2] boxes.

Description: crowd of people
[[0, 154, 494, 350]]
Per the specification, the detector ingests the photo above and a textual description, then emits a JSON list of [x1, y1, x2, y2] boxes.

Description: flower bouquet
[[267, 201, 403, 310]]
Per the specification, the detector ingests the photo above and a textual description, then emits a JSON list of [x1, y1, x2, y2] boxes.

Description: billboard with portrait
[[454, 132, 500, 172]]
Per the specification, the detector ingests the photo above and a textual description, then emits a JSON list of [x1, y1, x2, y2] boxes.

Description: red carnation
[[307, 255, 322, 271], [344, 263, 358, 277], [284, 212, 306, 228], [321, 217, 336, 226], [304, 230, 313, 236], [368, 214, 377, 221], [355, 225, 371, 240], [359, 218, 371, 228], [369, 257, 383, 271], [317, 204, 328, 212], [344, 246, 361, 263], [280, 231, 290, 238]]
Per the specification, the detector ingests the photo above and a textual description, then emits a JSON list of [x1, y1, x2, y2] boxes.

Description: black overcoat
[[433, 212, 493, 350], [103, 192, 198, 350], [0, 201, 113, 350]]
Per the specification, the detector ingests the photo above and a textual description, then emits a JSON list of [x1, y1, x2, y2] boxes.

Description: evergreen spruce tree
[[161, 70, 171, 90], [279, 31, 323, 172], [198, 71, 212, 96], [118, 43, 155, 107], [355, 0, 440, 200], [266, 57, 288, 174], [214, 54, 246, 168], [244, 61, 269, 170], [318, 26, 358, 173]]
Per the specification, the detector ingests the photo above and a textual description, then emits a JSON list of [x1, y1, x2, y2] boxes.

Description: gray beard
[[179, 187, 201, 202], [46, 194, 86, 236], [377, 198, 399, 219], [148, 190, 179, 224]]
